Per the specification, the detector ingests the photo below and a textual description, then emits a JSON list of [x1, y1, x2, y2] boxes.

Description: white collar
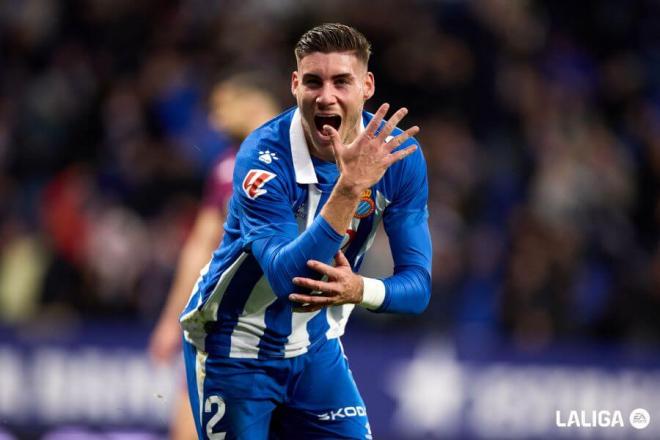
[[289, 108, 317, 184], [289, 108, 366, 185]]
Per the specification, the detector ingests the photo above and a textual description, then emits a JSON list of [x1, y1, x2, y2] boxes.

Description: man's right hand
[[325, 103, 419, 196]]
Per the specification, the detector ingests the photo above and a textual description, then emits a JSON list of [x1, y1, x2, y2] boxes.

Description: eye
[[335, 78, 349, 86], [304, 78, 321, 88]]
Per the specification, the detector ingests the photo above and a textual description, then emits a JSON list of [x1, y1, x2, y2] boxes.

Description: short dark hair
[[295, 23, 372, 65]]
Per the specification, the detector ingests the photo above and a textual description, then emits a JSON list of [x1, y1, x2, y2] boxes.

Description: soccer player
[[180, 23, 431, 439], [148, 75, 279, 439]]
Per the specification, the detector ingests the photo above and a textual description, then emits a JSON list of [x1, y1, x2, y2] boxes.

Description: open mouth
[[314, 114, 341, 134]]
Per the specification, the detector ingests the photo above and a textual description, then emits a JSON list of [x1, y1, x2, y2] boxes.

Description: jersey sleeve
[[232, 134, 344, 299], [378, 142, 432, 314], [384, 140, 430, 232], [232, 136, 299, 245]]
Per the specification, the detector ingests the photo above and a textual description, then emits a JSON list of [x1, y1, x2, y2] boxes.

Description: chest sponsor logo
[[242, 169, 276, 199], [354, 188, 375, 219]]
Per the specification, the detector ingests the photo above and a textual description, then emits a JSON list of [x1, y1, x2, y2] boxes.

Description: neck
[[306, 136, 336, 163]]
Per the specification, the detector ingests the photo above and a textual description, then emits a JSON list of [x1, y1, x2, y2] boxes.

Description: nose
[[316, 84, 337, 107]]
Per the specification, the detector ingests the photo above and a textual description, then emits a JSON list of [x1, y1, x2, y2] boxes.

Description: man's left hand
[[289, 251, 362, 312]]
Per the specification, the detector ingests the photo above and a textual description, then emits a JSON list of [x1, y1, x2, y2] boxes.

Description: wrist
[[360, 277, 386, 310], [335, 177, 362, 199]]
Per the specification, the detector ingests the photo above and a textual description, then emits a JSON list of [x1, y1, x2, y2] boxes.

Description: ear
[[291, 71, 299, 97], [363, 71, 375, 101]]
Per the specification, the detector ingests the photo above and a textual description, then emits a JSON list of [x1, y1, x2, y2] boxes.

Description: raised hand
[[325, 103, 419, 196]]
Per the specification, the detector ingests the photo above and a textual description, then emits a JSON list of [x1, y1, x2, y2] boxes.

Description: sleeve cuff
[[360, 277, 386, 310]]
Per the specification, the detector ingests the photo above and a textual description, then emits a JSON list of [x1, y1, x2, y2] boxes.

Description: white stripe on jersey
[[195, 349, 208, 430], [229, 275, 277, 358], [284, 308, 322, 358], [306, 185, 322, 228], [182, 253, 249, 351], [181, 261, 210, 320], [284, 184, 323, 357], [325, 303, 355, 340], [180, 262, 210, 349]]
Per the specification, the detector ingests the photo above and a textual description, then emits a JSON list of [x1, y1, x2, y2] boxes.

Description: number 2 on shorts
[[205, 395, 226, 439]]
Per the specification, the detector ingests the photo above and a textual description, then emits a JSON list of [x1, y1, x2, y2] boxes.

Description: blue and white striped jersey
[[181, 107, 431, 359]]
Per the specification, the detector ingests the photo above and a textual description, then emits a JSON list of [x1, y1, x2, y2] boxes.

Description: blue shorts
[[183, 338, 372, 439]]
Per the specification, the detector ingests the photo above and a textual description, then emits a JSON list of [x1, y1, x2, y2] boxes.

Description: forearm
[[252, 177, 363, 297], [252, 214, 344, 298], [375, 265, 431, 314], [377, 215, 432, 314], [319, 177, 361, 235]]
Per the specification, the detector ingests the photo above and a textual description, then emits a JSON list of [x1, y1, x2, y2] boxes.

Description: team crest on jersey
[[354, 189, 375, 219], [242, 169, 276, 199]]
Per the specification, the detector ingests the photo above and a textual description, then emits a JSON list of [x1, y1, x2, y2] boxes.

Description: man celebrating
[[181, 23, 432, 439]]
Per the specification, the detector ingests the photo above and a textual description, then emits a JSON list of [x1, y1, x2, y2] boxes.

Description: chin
[[311, 139, 332, 152], [309, 139, 335, 159]]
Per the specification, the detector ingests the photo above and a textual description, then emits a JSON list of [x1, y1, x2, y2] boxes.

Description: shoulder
[[233, 108, 298, 194]]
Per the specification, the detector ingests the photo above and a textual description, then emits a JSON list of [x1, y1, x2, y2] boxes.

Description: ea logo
[[629, 408, 650, 430]]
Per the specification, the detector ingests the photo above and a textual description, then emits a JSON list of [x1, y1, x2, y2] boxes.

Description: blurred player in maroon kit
[[148, 74, 279, 439]]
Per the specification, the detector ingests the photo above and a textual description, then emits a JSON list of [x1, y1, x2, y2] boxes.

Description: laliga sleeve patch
[[242, 169, 276, 199]]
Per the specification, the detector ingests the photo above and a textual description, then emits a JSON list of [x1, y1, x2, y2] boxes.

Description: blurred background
[[1, 0, 659, 439]]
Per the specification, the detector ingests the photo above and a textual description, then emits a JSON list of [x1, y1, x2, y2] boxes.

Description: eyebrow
[[302, 73, 354, 81]]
